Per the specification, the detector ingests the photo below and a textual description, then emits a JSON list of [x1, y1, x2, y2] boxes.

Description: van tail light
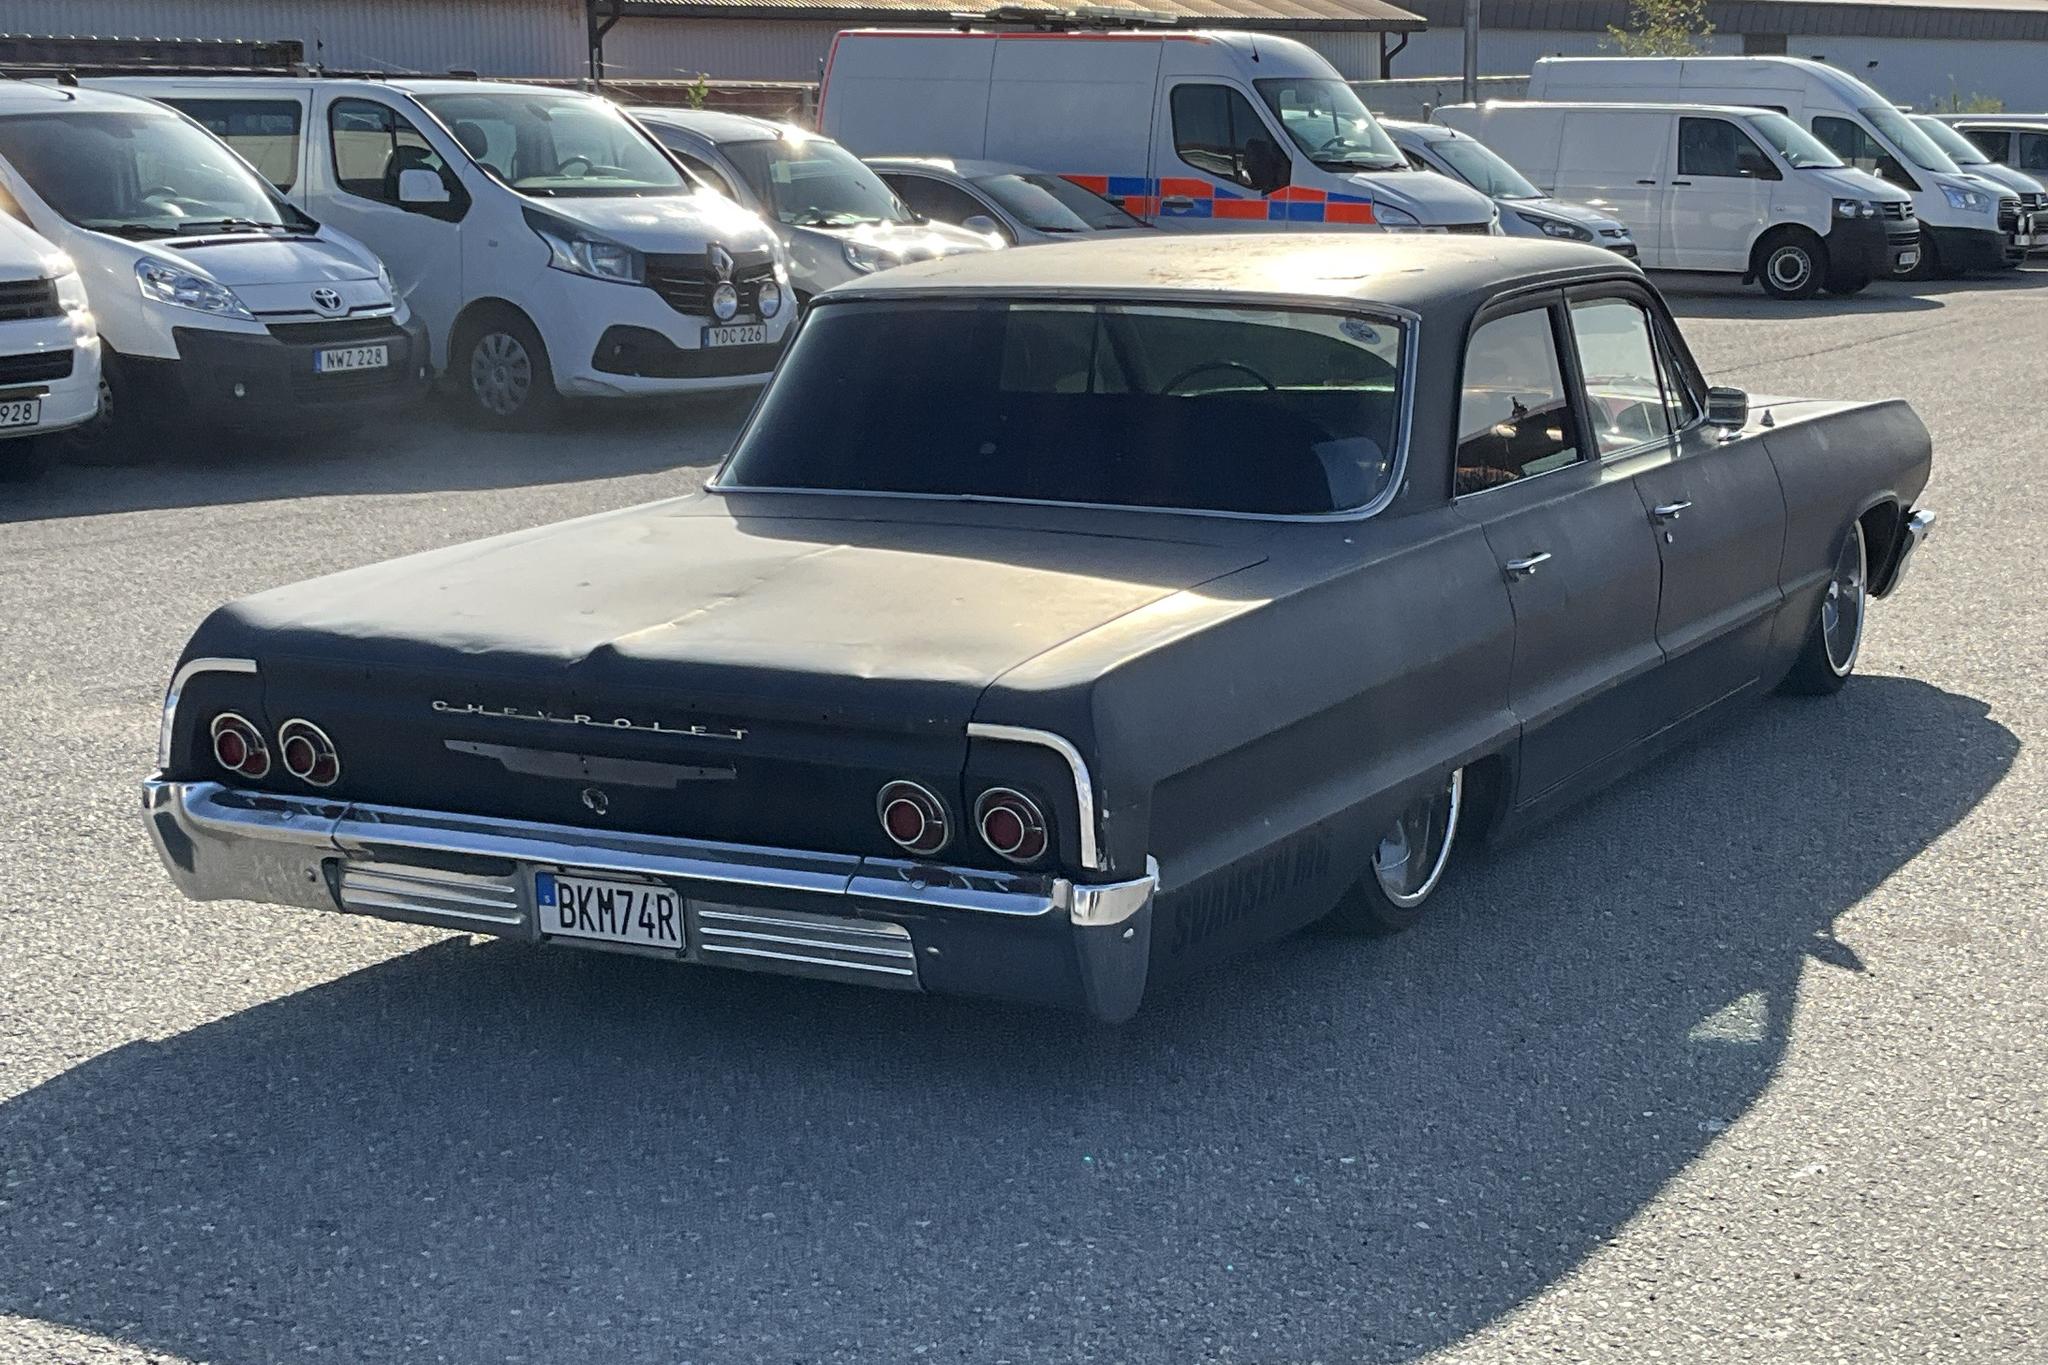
[[278, 719, 341, 787], [975, 788, 1048, 865], [877, 780, 950, 856], [209, 713, 271, 780]]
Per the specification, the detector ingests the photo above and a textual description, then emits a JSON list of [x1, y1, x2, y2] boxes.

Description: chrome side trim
[[337, 860, 524, 927], [695, 903, 918, 988], [157, 657, 258, 767], [1064, 857, 1160, 928], [965, 722, 1104, 872]]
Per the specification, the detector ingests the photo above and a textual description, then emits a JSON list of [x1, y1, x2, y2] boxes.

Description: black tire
[[453, 308, 559, 428], [1781, 520, 1868, 697], [61, 350, 157, 465], [1755, 229, 1827, 300], [0, 433, 53, 482], [1322, 768, 1464, 936], [1825, 269, 1872, 296], [1906, 236, 1944, 281]]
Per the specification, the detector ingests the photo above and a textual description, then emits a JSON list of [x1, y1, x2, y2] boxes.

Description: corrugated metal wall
[[0, 0, 585, 76]]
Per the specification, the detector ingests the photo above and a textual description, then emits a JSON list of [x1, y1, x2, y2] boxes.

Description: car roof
[[631, 107, 790, 142], [826, 233, 1634, 311], [866, 155, 1034, 179], [1381, 119, 1458, 143], [0, 81, 175, 116]]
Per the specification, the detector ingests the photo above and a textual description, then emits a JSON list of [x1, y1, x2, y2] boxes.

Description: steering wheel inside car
[[555, 155, 593, 177], [1162, 360, 1278, 395]]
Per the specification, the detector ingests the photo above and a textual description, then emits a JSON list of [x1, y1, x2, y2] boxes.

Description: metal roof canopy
[[1402, 0, 2048, 42], [602, 0, 1427, 31]]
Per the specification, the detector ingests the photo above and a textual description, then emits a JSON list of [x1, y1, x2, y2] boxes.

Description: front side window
[[162, 98, 304, 190], [1912, 116, 1991, 167], [722, 134, 912, 228], [724, 300, 1408, 516], [1568, 298, 1676, 458], [1747, 112, 1843, 169], [885, 174, 1000, 234], [1253, 77, 1405, 172], [1678, 118, 1778, 180], [976, 173, 1145, 232], [415, 92, 687, 198], [1813, 115, 1908, 187], [0, 109, 293, 238], [1457, 307, 1580, 496], [329, 97, 463, 218], [1170, 84, 1286, 191], [663, 147, 738, 200], [1861, 105, 1959, 174]]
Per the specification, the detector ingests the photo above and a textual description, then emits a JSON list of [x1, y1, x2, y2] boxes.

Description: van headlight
[[1374, 203, 1421, 229], [1833, 197, 1877, 219], [1517, 210, 1592, 240], [1939, 182, 1990, 212], [842, 239, 895, 274], [135, 258, 254, 321], [523, 207, 644, 284]]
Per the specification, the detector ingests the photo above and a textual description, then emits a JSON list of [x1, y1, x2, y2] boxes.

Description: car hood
[[1960, 165, 2042, 197], [787, 218, 997, 256], [197, 495, 1266, 734], [1812, 167, 1915, 207], [154, 231, 378, 286], [532, 191, 779, 254], [1338, 168, 1495, 227]]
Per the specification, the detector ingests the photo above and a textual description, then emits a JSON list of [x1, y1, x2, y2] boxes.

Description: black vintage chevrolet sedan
[[142, 235, 1934, 1021]]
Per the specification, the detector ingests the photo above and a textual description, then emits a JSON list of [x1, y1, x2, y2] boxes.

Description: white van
[[819, 27, 1497, 234], [0, 210, 100, 480], [0, 81, 413, 452], [632, 109, 996, 307], [1380, 119, 1637, 256], [1527, 56, 2022, 277], [97, 77, 794, 425], [1435, 101, 1917, 299]]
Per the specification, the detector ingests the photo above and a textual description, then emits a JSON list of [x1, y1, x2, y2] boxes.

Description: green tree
[[1607, 0, 1715, 56], [1931, 86, 2004, 114]]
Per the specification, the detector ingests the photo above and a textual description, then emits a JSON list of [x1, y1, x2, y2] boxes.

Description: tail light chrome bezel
[[877, 780, 951, 857], [973, 787, 1050, 866], [209, 712, 271, 780], [277, 718, 341, 788]]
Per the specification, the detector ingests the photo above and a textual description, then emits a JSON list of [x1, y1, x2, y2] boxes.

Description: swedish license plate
[[703, 324, 764, 348], [536, 870, 682, 950], [314, 343, 388, 374], [0, 397, 39, 429]]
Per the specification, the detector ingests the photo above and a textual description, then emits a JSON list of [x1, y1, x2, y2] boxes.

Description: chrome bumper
[[1879, 507, 1936, 597], [139, 779, 1160, 1020]]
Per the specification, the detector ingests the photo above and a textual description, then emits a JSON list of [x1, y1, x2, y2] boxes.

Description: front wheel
[[1781, 520, 1867, 696], [1906, 236, 1944, 281], [457, 311, 559, 428], [1323, 768, 1464, 936], [1756, 230, 1826, 300]]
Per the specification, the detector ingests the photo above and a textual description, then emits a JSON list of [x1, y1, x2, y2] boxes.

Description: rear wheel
[[1323, 768, 1464, 936], [455, 309, 559, 428], [1755, 229, 1826, 300], [1781, 520, 1867, 696]]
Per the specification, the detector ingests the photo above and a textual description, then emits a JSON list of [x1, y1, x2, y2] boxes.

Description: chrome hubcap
[[1768, 247, 1811, 291], [1373, 768, 1463, 909], [1822, 523, 1867, 676], [470, 332, 531, 416]]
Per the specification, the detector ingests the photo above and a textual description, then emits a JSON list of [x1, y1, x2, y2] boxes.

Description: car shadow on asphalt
[[0, 676, 2015, 1364], [0, 391, 758, 525]]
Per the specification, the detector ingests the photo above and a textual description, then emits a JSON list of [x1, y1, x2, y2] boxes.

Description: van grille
[[1878, 201, 1910, 221], [0, 349, 73, 386], [264, 315, 403, 345], [644, 253, 778, 318], [0, 277, 59, 323], [1998, 198, 2022, 233]]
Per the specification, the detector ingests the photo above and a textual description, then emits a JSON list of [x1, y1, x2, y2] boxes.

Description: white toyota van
[[0, 210, 99, 480], [1435, 102, 1917, 299], [818, 27, 1497, 234], [1527, 56, 2022, 277], [98, 77, 794, 425], [0, 81, 413, 453]]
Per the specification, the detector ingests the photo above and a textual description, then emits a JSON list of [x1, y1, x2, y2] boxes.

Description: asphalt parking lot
[[2, 267, 2043, 1364]]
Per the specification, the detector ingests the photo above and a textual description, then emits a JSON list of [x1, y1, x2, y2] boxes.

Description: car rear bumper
[[139, 778, 1159, 1021]]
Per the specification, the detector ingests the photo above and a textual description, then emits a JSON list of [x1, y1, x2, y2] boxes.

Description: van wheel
[[1755, 229, 1826, 300], [0, 434, 53, 482], [1906, 237, 1943, 281], [1323, 768, 1464, 936], [456, 310, 559, 428], [1824, 268, 1872, 295], [63, 352, 155, 464]]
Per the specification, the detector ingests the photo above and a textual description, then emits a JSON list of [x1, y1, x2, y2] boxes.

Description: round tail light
[[877, 780, 950, 857], [975, 788, 1048, 865], [209, 713, 271, 779], [278, 719, 341, 787]]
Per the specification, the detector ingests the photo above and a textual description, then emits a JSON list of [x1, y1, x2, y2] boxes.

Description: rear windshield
[[722, 300, 1408, 516]]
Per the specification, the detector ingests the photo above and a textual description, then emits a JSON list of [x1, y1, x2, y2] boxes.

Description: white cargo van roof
[[826, 25, 1337, 80]]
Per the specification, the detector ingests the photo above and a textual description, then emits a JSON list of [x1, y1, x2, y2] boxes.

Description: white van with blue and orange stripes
[[819, 25, 1497, 236]]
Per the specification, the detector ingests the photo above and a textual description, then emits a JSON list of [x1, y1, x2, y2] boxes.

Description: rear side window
[[1456, 308, 1580, 496], [724, 300, 1409, 515], [328, 97, 464, 219], [1170, 84, 1274, 190], [2017, 132, 2048, 173], [1678, 118, 1777, 180], [164, 98, 303, 190]]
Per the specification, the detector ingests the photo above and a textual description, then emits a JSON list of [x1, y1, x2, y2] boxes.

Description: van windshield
[[723, 134, 914, 227], [1912, 116, 1991, 166], [418, 91, 689, 197], [1749, 112, 1843, 168], [1428, 136, 1541, 198], [1862, 105, 1960, 174], [1254, 79, 1406, 172], [723, 299, 1408, 516], [0, 109, 296, 238]]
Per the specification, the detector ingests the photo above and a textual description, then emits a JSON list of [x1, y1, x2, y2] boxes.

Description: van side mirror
[[398, 168, 452, 206], [1706, 386, 1749, 429], [1243, 137, 1290, 195]]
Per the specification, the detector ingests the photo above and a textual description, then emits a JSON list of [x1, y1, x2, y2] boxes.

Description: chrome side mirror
[[1705, 386, 1749, 429]]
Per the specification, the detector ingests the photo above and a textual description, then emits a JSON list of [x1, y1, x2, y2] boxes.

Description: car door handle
[[1671, 180, 1693, 187], [1652, 500, 1693, 521], [1636, 178, 1659, 185], [1503, 552, 1552, 580], [1160, 195, 1196, 210]]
